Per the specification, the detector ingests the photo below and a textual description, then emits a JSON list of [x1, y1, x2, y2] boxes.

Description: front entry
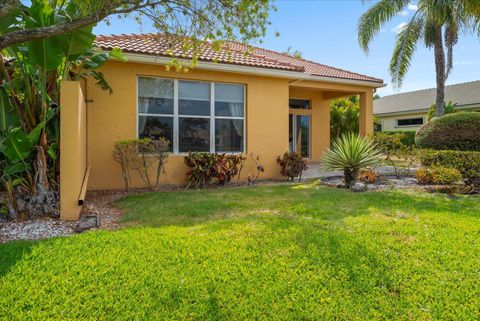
[[289, 114, 311, 158]]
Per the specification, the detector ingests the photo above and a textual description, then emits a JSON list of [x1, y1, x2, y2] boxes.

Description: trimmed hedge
[[374, 130, 416, 146], [419, 149, 480, 183], [416, 112, 480, 151]]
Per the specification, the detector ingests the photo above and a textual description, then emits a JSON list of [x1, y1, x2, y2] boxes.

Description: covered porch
[[288, 79, 375, 162]]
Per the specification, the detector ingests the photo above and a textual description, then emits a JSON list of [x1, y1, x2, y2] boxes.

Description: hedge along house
[[59, 33, 384, 220]]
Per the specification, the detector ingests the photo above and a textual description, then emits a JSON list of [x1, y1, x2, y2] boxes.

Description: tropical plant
[[0, 0, 124, 218], [330, 95, 360, 140], [427, 101, 457, 120], [247, 153, 264, 186], [322, 133, 381, 188], [358, 0, 480, 117], [276, 152, 308, 182]]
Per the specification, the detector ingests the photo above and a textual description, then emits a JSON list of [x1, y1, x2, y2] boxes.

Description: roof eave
[[111, 52, 385, 88]]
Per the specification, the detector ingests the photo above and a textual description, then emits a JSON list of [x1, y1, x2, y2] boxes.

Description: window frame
[[137, 76, 246, 154], [395, 116, 424, 128]]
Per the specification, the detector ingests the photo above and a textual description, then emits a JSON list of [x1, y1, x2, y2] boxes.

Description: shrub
[[372, 132, 417, 178], [322, 133, 381, 188], [358, 169, 379, 184], [248, 153, 265, 186], [374, 131, 416, 147], [416, 167, 462, 185], [277, 152, 308, 181], [416, 112, 480, 151], [113, 138, 169, 191], [184, 153, 245, 188], [419, 149, 480, 185]]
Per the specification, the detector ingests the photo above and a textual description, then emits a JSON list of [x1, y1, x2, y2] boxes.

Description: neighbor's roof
[[94, 33, 383, 84], [374, 80, 480, 115]]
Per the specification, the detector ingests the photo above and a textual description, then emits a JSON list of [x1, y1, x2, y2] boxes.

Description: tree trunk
[[344, 168, 358, 188], [434, 26, 446, 118]]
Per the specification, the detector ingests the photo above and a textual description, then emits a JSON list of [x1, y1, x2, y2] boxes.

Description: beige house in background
[[374, 80, 480, 131]]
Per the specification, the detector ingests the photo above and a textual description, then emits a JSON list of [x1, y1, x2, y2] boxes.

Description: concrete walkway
[[302, 162, 416, 180]]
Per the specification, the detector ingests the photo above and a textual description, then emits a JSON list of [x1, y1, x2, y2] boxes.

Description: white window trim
[[395, 116, 425, 128], [137, 76, 246, 155]]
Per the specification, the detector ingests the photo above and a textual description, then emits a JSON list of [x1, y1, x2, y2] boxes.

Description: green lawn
[[1, 182, 480, 320]]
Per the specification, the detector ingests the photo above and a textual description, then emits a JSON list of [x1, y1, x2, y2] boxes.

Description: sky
[[93, 0, 480, 97]]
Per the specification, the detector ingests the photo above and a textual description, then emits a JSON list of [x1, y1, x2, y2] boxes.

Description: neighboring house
[[374, 80, 480, 131], [60, 33, 384, 219]]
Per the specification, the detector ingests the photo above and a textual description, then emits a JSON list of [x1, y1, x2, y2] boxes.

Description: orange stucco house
[[60, 33, 384, 220]]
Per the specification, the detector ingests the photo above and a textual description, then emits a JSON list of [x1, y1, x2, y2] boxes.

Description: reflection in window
[[138, 116, 174, 151], [179, 118, 210, 152], [215, 119, 243, 152]]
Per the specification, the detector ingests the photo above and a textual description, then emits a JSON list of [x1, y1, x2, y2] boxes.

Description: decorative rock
[[351, 183, 367, 192], [74, 215, 100, 233]]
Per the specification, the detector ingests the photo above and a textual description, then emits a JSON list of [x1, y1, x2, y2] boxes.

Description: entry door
[[289, 114, 311, 158]]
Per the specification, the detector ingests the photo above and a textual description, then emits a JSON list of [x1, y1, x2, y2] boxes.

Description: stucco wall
[[378, 112, 427, 131], [86, 61, 291, 190], [60, 81, 87, 220]]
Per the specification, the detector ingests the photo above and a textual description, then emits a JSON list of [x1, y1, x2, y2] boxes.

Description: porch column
[[359, 90, 373, 136]]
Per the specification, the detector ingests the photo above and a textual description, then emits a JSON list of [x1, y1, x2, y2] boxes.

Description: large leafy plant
[[0, 0, 124, 219], [322, 133, 381, 188]]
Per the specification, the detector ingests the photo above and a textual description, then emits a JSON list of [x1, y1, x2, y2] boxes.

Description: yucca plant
[[322, 133, 381, 188]]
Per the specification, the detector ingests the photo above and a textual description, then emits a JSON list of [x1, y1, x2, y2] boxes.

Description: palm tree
[[358, 0, 480, 117]]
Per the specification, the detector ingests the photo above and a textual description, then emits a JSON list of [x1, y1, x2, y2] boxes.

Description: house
[[59, 33, 384, 220], [374, 80, 480, 131]]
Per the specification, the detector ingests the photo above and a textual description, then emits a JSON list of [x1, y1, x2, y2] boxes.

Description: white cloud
[[392, 22, 408, 34], [408, 3, 418, 11], [399, 10, 409, 16]]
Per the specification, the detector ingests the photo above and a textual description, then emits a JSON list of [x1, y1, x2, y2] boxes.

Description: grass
[[1, 182, 480, 320]]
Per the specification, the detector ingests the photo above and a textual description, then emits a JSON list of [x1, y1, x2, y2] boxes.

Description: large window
[[138, 77, 245, 153], [396, 117, 424, 127]]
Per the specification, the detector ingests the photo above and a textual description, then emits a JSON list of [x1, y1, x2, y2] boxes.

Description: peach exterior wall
[[86, 61, 290, 190], [60, 81, 87, 220]]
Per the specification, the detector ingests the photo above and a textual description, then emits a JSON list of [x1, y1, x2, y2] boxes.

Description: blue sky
[[93, 0, 480, 97]]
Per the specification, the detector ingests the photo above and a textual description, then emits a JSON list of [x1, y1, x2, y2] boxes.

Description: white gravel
[[0, 218, 76, 243]]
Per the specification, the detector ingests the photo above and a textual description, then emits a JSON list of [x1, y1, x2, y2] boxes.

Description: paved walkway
[[302, 162, 416, 180]]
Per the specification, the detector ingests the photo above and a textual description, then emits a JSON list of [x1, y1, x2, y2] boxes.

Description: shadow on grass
[[115, 183, 480, 228], [0, 240, 35, 278]]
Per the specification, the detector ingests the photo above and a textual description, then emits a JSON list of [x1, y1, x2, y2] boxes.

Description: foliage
[[2, 186, 480, 319], [416, 166, 462, 185], [374, 130, 416, 146], [0, 0, 273, 70], [329, 95, 359, 140], [322, 133, 381, 188], [184, 153, 245, 188], [419, 149, 480, 185], [416, 112, 480, 151], [276, 152, 308, 182], [247, 153, 264, 186], [358, 0, 480, 117], [427, 101, 457, 120], [358, 169, 380, 184], [372, 132, 417, 178], [112, 138, 169, 191]]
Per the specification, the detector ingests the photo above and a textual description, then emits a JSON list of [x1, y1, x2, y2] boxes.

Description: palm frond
[[358, 0, 410, 53], [389, 12, 425, 88], [322, 133, 381, 172]]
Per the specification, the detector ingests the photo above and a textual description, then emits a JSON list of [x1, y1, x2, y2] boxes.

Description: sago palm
[[322, 133, 381, 188], [358, 0, 480, 117]]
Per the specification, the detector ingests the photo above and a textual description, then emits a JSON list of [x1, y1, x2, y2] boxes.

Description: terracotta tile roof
[[94, 33, 383, 84]]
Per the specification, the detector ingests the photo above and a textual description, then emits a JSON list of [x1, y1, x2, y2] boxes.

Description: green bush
[[415, 166, 462, 185], [374, 131, 416, 147], [416, 112, 480, 151], [419, 149, 480, 184], [276, 152, 308, 181]]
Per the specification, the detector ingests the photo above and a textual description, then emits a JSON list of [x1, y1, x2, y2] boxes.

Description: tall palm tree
[[358, 0, 480, 117]]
